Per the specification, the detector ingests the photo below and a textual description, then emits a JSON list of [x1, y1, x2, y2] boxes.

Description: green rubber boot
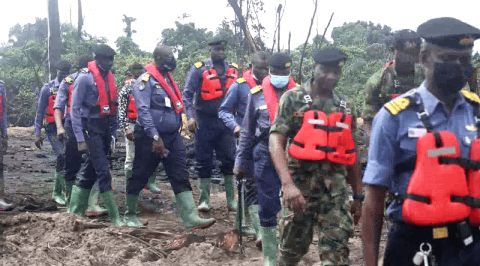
[[86, 186, 108, 217], [261, 226, 278, 266], [65, 181, 74, 207], [123, 195, 142, 228], [144, 172, 161, 193], [125, 169, 132, 181], [52, 171, 66, 206], [176, 191, 216, 230], [224, 175, 238, 212], [197, 178, 211, 212], [248, 205, 263, 248], [100, 190, 125, 227], [67, 185, 90, 215], [235, 206, 256, 235]]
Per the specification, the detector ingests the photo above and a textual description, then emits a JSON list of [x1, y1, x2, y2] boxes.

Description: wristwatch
[[353, 193, 365, 202], [153, 135, 159, 141]]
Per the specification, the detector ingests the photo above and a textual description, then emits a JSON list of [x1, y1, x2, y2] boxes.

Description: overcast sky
[[0, 0, 479, 54]]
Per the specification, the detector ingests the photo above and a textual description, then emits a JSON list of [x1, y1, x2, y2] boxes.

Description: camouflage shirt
[[362, 62, 425, 121], [270, 80, 358, 198]]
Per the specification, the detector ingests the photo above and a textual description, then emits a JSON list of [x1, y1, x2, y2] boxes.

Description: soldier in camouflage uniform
[[362, 30, 424, 215], [270, 48, 363, 266]]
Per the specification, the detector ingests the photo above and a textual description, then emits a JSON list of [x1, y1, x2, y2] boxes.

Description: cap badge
[[460, 37, 474, 46]]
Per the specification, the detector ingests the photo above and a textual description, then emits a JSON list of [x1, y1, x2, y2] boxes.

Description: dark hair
[[393, 29, 421, 50], [253, 51, 268, 62], [78, 55, 93, 69], [128, 62, 144, 72], [56, 60, 71, 72]]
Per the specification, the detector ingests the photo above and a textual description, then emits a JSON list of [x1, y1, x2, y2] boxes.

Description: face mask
[[270, 74, 290, 88], [158, 59, 177, 72], [433, 62, 471, 98], [97, 61, 113, 73]]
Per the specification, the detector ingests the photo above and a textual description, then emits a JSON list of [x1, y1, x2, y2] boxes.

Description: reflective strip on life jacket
[[45, 94, 56, 124], [288, 110, 356, 165], [200, 67, 238, 101], [87, 61, 117, 116], [402, 131, 471, 226], [0, 96, 3, 115], [127, 94, 138, 120]]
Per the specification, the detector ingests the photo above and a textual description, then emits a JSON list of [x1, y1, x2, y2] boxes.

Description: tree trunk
[[228, 0, 257, 54], [287, 31, 291, 54], [48, 0, 62, 80], [78, 0, 83, 43], [298, 0, 318, 83]]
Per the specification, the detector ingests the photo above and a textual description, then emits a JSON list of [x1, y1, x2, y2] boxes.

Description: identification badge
[[466, 124, 478, 131], [165, 97, 171, 108], [259, 105, 267, 110], [432, 226, 448, 239], [408, 127, 427, 138]]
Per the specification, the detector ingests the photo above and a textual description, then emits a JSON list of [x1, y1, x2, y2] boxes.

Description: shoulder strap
[[236, 78, 246, 84], [383, 93, 414, 116]]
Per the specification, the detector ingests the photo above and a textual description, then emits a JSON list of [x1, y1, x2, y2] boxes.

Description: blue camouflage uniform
[[219, 78, 259, 207], [236, 84, 286, 227], [183, 59, 236, 179], [70, 69, 118, 193], [363, 82, 480, 265], [35, 80, 65, 171], [129, 73, 191, 195]]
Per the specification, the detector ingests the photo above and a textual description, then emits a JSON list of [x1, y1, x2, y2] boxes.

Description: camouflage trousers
[[278, 188, 353, 266]]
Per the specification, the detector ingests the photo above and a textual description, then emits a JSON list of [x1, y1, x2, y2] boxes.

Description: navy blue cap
[[208, 40, 227, 50], [313, 48, 346, 68], [92, 44, 116, 57], [417, 17, 480, 51], [55, 60, 71, 72], [269, 52, 292, 69]]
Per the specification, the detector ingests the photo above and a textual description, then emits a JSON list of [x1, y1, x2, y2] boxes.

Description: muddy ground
[[0, 127, 387, 266]]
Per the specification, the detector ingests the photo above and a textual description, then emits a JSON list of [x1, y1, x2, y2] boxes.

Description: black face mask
[[433, 62, 472, 98], [212, 56, 225, 63], [157, 59, 177, 72]]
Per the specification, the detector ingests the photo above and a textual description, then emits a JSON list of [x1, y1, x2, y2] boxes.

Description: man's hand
[[125, 129, 134, 142], [78, 141, 89, 154], [187, 118, 198, 133], [351, 200, 362, 225], [234, 167, 245, 180], [282, 181, 306, 214], [35, 137, 43, 149], [57, 126, 66, 143], [233, 125, 241, 138], [152, 138, 166, 157]]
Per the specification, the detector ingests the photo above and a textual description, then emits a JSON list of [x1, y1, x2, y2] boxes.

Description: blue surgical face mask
[[270, 71, 290, 88]]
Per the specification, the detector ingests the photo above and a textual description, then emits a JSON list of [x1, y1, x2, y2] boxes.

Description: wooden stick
[[298, 0, 318, 82]]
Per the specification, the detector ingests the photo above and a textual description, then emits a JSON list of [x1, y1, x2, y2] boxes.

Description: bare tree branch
[[277, 4, 282, 52], [298, 0, 318, 83], [318, 12, 334, 50], [288, 31, 291, 54], [228, 0, 258, 53]]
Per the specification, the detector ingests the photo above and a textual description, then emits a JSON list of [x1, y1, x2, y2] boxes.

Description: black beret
[[417, 17, 480, 51], [269, 52, 293, 69], [55, 60, 71, 72], [78, 55, 93, 69], [313, 48, 346, 68], [92, 44, 116, 57], [392, 29, 421, 50], [208, 40, 227, 50]]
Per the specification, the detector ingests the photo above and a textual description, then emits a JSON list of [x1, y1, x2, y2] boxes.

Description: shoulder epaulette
[[461, 89, 480, 105], [141, 73, 151, 82], [236, 78, 246, 84], [250, 85, 263, 94], [230, 63, 238, 69], [80, 68, 89, 73], [64, 77, 74, 84], [383, 96, 413, 116], [194, 62, 205, 69]]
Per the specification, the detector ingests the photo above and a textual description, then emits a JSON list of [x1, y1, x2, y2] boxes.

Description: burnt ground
[[0, 127, 388, 266]]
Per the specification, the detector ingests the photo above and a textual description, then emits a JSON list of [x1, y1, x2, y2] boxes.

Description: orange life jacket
[[402, 131, 471, 226], [0, 95, 3, 115], [200, 64, 238, 101], [242, 70, 258, 89], [144, 63, 184, 114], [262, 75, 297, 123], [66, 84, 73, 114], [87, 61, 117, 116], [288, 94, 356, 165], [45, 88, 56, 123], [392, 90, 480, 226], [127, 94, 138, 120]]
